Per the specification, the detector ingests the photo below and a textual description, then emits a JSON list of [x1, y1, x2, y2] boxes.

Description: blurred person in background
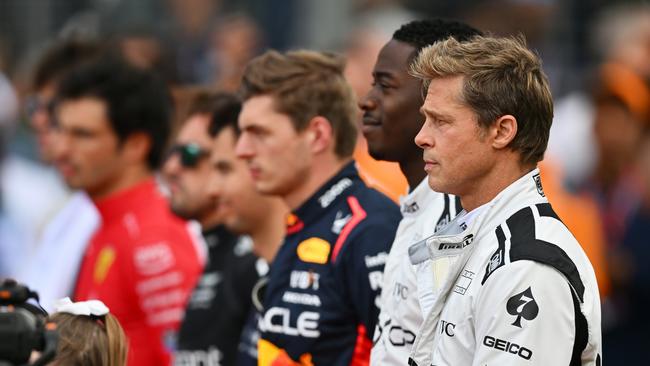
[[208, 14, 262, 92], [587, 64, 649, 250], [206, 97, 287, 365], [527, 2, 650, 328], [236, 50, 401, 365], [0, 69, 32, 278], [548, 3, 650, 188], [357, 19, 482, 365], [0, 42, 90, 278], [609, 129, 650, 365], [590, 4, 650, 85], [48, 297, 128, 366], [167, 0, 222, 84], [162, 91, 260, 366], [586, 60, 650, 365], [112, 26, 178, 86], [17, 40, 102, 312], [53, 57, 202, 366]]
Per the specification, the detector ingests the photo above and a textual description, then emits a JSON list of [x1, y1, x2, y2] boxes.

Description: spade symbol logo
[[506, 286, 539, 327]]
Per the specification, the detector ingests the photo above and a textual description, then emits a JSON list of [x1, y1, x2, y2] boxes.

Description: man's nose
[[414, 123, 433, 149]]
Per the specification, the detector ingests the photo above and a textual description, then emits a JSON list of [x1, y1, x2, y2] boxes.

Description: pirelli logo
[[438, 234, 474, 250]]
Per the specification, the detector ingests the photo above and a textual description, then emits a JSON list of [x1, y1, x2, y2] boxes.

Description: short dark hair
[[55, 57, 173, 169], [32, 40, 101, 90], [393, 19, 483, 60], [207, 92, 242, 138]]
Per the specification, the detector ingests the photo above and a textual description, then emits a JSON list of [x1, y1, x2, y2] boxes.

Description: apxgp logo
[[402, 201, 420, 214], [506, 286, 539, 327], [532, 173, 545, 197]]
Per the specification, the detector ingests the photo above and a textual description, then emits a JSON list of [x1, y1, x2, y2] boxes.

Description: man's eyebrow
[[419, 105, 434, 117], [213, 159, 231, 169], [241, 123, 267, 133], [372, 70, 395, 80], [420, 106, 452, 120]]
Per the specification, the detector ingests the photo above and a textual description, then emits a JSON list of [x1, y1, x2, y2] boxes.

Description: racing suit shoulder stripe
[[570, 281, 589, 366], [505, 206, 535, 243], [505, 206, 586, 302], [510, 241, 585, 302], [536, 202, 571, 231], [350, 324, 371, 366], [330, 196, 367, 263], [504, 205, 592, 365], [536, 202, 561, 221]]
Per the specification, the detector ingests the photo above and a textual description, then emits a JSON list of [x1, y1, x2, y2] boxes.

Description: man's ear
[[122, 132, 152, 164], [491, 114, 517, 150], [305, 116, 334, 154]]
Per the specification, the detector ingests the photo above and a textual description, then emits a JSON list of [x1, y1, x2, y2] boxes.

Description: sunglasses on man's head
[[168, 143, 210, 168]]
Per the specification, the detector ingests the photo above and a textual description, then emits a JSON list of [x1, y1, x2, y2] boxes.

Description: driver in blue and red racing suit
[[259, 163, 400, 365], [235, 49, 401, 365]]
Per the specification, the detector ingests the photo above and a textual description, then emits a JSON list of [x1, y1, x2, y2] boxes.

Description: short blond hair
[[410, 35, 553, 165], [240, 50, 358, 158]]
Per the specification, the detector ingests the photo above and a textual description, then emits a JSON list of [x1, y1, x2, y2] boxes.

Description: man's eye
[[371, 79, 392, 90], [376, 81, 391, 90], [72, 130, 95, 138]]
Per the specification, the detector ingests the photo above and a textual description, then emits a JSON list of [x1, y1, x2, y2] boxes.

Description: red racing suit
[[74, 178, 203, 366]]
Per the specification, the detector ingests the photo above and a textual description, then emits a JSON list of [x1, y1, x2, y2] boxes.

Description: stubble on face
[[419, 76, 494, 197], [54, 98, 125, 198], [164, 116, 219, 223], [238, 95, 312, 199], [360, 40, 424, 164]]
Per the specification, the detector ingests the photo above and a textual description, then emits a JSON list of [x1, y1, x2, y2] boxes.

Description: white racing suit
[[408, 168, 602, 366], [371, 179, 462, 365]]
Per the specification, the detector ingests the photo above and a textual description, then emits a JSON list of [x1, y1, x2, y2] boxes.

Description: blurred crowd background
[[0, 0, 649, 364]]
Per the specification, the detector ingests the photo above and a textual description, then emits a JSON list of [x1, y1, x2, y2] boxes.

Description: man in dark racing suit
[[163, 91, 261, 366], [236, 50, 401, 365], [205, 96, 288, 366]]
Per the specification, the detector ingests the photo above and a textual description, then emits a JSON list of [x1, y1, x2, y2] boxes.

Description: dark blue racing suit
[[257, 162, 401, 365]]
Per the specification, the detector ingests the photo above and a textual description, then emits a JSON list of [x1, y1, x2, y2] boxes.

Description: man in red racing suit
[[53, 58, 202, 366]]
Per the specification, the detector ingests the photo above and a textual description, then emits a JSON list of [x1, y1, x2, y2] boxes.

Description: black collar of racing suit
[[286, 161, 359, 234], [202, 224, 237, 251]]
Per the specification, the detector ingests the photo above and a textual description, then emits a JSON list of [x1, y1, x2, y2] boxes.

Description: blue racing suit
[[258, 162, 401, 365]]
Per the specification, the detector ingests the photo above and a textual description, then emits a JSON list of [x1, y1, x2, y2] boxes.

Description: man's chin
[[63, 179, 82, 191], [369, 145, 403, 163], [170, 205, 195, 221], [427, 175, 440, 191], [254, 181, 281, 196], [427, 176, 453, 195], [367, 147, 389, 162], [224, 218, 248, 235]]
